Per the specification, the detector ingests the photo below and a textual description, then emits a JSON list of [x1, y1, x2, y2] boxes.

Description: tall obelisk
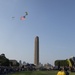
[[34, 36, 39, 66]]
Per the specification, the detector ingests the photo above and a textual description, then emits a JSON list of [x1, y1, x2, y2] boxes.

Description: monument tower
[[34, 36, 39, 66]]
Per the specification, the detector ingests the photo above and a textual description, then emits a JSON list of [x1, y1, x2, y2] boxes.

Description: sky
[[0, 0, 75, 65]]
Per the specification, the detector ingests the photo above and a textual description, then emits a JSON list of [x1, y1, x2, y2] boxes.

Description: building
[[34, 36, 39, 66], [9, 60, 19, 66]]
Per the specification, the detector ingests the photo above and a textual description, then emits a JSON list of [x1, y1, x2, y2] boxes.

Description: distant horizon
[[0, 45, 75, 66]]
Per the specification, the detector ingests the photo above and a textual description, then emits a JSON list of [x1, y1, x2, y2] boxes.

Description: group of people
[[0, 66, 24, 74], [57, 67, 69, 75]]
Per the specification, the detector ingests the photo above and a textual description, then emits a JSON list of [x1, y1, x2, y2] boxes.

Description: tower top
[[35, 36, 39, 38]]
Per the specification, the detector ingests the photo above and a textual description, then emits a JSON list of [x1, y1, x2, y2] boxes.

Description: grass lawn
[[8, 71, 75, 75]]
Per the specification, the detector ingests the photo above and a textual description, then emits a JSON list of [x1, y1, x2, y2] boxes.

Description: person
[[57, 68, 66, 75], [64, 69, 69, 75]]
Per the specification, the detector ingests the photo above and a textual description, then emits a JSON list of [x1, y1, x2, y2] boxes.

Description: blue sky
[[0, 0, 75, 65]]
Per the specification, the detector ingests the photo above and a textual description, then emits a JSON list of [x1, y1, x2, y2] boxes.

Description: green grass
[[8, 71, 75, 75]]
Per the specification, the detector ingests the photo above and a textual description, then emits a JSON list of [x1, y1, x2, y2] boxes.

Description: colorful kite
[[20, 16, 25, 20], [20, 12, 28, 20]]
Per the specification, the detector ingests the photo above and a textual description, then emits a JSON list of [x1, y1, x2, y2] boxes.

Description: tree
[[0, 54, 10, 66], [54, 60, 69, 67]]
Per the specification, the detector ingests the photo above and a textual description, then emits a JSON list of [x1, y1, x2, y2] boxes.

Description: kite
[[12, 17, 15, 19], [12, 17, 15, 18], [20, 12, 28, 20], [25, 12, 28, 15], [20, 16, 25, 20]]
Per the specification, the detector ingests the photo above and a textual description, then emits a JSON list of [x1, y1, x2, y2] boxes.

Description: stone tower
[[34, 36, 39, 66]]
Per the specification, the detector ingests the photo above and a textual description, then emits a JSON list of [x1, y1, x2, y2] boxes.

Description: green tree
[[0, 55, 10, 66], [54, 60, 69, 66]]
